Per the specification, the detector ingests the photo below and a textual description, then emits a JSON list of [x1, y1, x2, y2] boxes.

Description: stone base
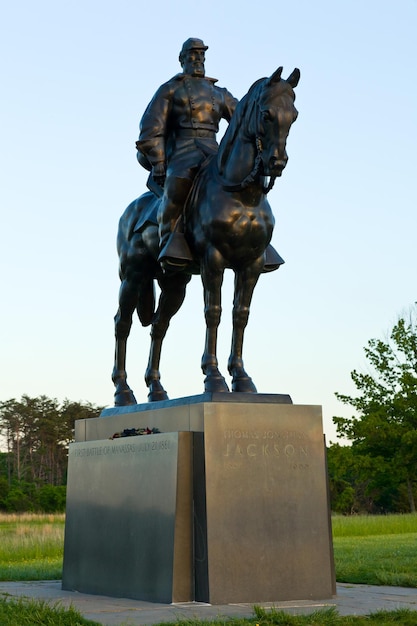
[[64, 395, 335, 604], [62, 432, 193, 603], [194, 402, 335, 603], [75, 393, 293, 443]]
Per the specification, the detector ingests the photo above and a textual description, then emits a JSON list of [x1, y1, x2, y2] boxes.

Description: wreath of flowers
[[110, 427, 160, 439]]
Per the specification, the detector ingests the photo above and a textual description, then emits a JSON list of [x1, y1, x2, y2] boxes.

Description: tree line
[[0, 395, 103, 512], [328, 305, 417, 514]]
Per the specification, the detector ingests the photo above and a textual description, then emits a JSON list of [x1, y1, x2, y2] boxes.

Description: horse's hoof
[[147, 381, 169, 402], [148, 390, 169, 402], [231, 376, 257, 393], [114, 389, 137, 406], [204, 375, 230, 393]]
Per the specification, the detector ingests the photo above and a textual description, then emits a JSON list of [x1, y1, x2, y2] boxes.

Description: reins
[[220, 136, 276, 194]]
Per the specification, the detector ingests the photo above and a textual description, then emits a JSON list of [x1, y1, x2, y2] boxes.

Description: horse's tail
[[117, 193, 159, 327], [136, 278, 155, 327]]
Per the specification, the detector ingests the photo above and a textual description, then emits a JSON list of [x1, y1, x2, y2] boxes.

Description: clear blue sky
[[1, 0, 416, 442]]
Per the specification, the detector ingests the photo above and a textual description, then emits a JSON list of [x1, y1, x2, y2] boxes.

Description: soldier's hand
[[153, 163, 166, 187]]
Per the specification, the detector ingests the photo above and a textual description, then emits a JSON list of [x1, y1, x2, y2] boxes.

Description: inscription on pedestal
[[223, 428, 310, 474], [72, 438, 172, 457]]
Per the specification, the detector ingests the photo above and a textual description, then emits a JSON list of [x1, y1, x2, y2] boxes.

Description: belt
[[176, 129, 216, 139]]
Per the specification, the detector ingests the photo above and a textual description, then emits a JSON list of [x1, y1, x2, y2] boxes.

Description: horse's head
[[217, 67, 300, 193], [255, 67, 299, 180]]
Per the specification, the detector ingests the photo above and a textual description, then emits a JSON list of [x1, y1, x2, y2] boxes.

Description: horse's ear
[[267, 66, 283, 85], [286, 68, 300, 88]]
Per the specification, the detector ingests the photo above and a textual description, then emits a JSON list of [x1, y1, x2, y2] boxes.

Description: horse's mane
[[217, 78, 265, 175]]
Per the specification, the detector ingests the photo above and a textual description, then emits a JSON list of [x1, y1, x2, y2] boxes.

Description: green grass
[[2, 512, 417, 587], [0, 513, 64, 581], [0, 597, 100, 625], [252, 606, 417, 625], [334, 533, 417, 586], [1, 602, 417, 626], [154, 607, 417, 625], [332, 513, 417, 537], [331, 513, 417, 587], [2, 513, 417, 624]]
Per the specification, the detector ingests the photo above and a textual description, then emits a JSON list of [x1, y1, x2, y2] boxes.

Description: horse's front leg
[[112, 278, 138, 406], [200, 251, 230, 393], [145, 273, 191, 401], [228, 261, 263, 393]]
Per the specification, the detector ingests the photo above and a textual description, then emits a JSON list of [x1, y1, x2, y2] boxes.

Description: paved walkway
[[1, 581, 417, 625]]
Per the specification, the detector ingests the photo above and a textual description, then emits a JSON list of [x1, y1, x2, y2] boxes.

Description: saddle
[[133, 158, 284, 273]]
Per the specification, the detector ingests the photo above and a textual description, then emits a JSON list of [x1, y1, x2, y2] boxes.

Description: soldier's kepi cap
[[179, 38, 208, 58]]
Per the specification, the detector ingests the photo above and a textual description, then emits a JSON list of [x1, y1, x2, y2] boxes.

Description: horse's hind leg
[[145, 273, 191, 402], [112, 277, 139, 406], [228, 264, 262, 393]]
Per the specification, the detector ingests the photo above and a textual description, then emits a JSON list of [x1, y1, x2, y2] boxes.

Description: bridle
[[220, 89, 278, 194], [221, 136, 276, 194]]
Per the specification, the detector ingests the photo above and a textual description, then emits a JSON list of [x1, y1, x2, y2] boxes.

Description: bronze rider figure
[[135, 38, 238, 270]]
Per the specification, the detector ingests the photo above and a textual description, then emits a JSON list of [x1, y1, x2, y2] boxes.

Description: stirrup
[[262, 244, 285, 273]]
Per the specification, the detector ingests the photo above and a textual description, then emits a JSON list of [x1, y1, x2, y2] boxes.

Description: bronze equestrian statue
[[112, 39, 300, 405]]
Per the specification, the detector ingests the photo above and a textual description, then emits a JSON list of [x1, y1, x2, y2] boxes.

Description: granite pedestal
[[63, 394, 335, 604], [62, 432, 193, 602]]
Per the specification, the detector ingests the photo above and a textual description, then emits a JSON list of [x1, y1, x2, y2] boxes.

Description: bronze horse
[[112, 67, 299, 405]]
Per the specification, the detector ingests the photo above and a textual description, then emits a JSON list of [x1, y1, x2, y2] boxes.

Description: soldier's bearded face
[[182, 50, 206, 77]]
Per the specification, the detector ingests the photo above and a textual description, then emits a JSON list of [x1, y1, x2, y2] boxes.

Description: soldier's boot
[[157, 178, 194, 272], [158, 227, 193, 272]]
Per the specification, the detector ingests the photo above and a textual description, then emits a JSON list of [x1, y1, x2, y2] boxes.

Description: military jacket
[[137, 73, 238, 168]]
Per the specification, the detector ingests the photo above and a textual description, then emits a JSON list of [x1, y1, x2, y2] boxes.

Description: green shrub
[[0, 481, 66, 514], [3, 484, 35, 513], [37, 486, 66, 513]]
